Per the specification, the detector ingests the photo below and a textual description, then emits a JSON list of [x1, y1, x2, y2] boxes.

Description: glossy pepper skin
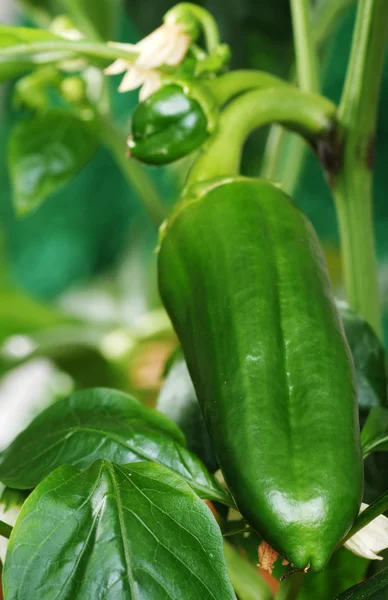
[[128, 84, 209, 165], [158, 177, 363, 572]]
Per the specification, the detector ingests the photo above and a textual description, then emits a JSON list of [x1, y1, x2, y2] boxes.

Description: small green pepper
[[128, 84, 209, 165]]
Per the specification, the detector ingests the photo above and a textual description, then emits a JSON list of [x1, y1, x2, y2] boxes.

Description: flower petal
[[104, 59, 129, 76], [344, 502, 388, 560], [135, 23, 190, 68], [118, 67, 146, 93], [164, 33, 191, 65], [139, 71, 162, 101]]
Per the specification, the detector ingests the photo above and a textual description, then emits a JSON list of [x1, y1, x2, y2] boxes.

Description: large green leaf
[[335, 566, 388, 599], [8, 110, 99, 215], [0, 388, 231, 504], [362, 407, 388, 456], [338, 302, 388, 415], [3, 461, 236, 600]]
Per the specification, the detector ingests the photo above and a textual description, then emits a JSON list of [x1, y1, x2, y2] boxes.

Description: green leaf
[[157, 350, 218, 472], [361, 407, 388, 456], [335, 566, 388, 599], [3, 461, 236, 600], [0, 388, 231, 505], [0, 25, 60, 48], [338, 302, 388, 414], [8, 109, 99, 215], [0, 26, 63, 82]]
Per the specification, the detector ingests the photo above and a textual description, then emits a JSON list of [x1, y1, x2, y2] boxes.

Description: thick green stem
[[100, 118, 167, 228], [262, 0, 319, 190], [290, 0, 320, 92], [187, 87, 335, 187], [0, 519, 12, 540], [205, 69, 288, 105], [262, 0, 353, 186], [333, 0, 388, 337], [223, 541, 272, 600], [275, 573, 304, 600]]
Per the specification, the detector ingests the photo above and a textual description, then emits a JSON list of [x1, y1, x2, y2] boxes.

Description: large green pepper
[[128, 84, 210, 165], [158, 176, 363, 572]]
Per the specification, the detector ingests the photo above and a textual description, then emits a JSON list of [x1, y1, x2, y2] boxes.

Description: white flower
[[104, 20, 191, 100], [344, 503, 388, 560]]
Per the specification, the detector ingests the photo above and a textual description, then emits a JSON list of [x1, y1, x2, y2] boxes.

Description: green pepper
[[128, 84, 209, 165], [158, 176, 363, 573]]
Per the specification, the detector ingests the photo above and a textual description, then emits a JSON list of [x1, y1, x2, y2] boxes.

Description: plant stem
[[275, 572, 304, 600], [0, 520, 12, 540], [332, 0, 388, 337], [187, 87, 336, 187], [263, 0, 319, 191], [100, 118, 167, 228], [341, 490, 388, 544], [223, 541, 272, 600], [314, 0, 355, 48], [262, 0, 352, 185], [0, 39, 138, 63], [205, 70, 288, 105], [290, 0, 319, 92]]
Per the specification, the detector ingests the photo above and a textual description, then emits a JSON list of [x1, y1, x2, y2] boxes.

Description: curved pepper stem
[[205, 69, 288, 106], [164, 3, 220, 52], [186, 86, 337, 188]]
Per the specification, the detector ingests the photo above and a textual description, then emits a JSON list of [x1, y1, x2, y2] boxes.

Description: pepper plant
[[0, 1, 388, 599]]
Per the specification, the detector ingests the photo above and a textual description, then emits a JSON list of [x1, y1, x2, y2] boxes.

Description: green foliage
[[0, 26, 61, 82], [0, 388, 231, 504], [338, 302, 388, 415], [8, 110, 99, 215], [2, 460, 236, 599], [335, 566, 388, 599], [362, 407, 388, 456]]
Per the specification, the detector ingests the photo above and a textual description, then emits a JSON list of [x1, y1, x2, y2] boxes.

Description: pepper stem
[[186, 87, 336, 188], [164, 3, 220, 52]]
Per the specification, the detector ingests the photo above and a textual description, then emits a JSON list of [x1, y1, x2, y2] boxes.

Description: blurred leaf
[[3, 460, 236, 600], [299, 548, 368, 600], [0, 25, 62, 82], [223, 541, 271, 600], [335, 566, 388, 599], [0, 25, 59, 47], [157, 350, 218, 472], [8, 110, 99, 215], [0, 287, 71, 345], [362, 408, 388, 456], [0, 487, 28, 511], [0, 388, 232, 505], [338, 302, 388, 415]]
